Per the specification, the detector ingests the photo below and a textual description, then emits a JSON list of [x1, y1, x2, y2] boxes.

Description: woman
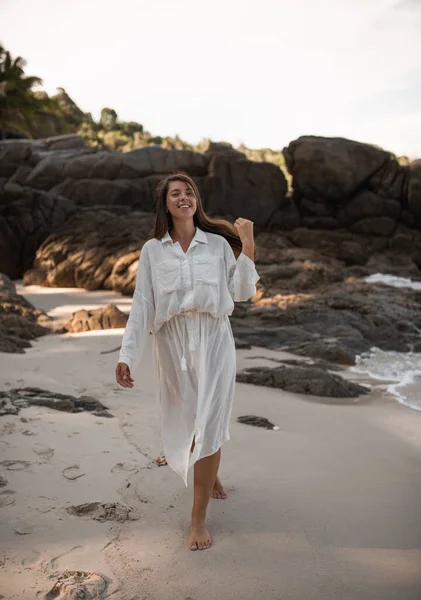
[[115, 172, 259, 551]]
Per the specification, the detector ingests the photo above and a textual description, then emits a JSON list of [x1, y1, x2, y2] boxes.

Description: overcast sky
[[2, 0, 421, 156]]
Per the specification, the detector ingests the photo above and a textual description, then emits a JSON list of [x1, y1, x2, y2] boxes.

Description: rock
[[0, 274, 51, 353], [237, 415, 277, 429], [207, 156, 287, 228], [44, 570, 108, 600], [0, 387, 112, 416], [283, 135, 404, 203], [24, 146, 208, 190], [66, 501, 138, 522], [350, 216, 397, 237], [237, 364, 369, 401], [256, 248, 346, 291], [204, 141, 247, 161], [63, 304, 128, 332], [231, 278, 421, 364], [336, 190, 401, 226], [24, 209, 155, 293], [0, 183, 76, 279]]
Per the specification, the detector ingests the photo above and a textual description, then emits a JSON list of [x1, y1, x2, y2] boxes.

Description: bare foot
[[212, 475, 228, 499], [189, 519, 212, 551]]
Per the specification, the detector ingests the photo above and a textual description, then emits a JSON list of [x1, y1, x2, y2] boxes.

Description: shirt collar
[[160, 226, 208, 245]]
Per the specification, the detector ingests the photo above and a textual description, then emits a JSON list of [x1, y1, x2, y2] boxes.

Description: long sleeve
[[118, 244, 155, 372], [223, 239, 260, 302]]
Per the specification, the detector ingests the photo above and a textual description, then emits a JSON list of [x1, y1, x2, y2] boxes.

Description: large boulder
[[206, 156, 287, 228], [23, 146, 208, 190], [283, 136, 405, 203], [0, 182, 76, 278], [24, 209, 155, 293]]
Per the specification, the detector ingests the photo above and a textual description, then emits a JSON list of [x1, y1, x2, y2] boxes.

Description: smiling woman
[[115, 171, 259, 551]]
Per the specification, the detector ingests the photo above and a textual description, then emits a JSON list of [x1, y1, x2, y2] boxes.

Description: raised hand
[[234, 217, 254, 244]]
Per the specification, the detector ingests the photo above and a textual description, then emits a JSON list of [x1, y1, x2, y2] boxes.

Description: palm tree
[[0, 44, 56, 138]]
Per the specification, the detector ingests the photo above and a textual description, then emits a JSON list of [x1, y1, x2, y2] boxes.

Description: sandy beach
[[1, 284, 421, 600]]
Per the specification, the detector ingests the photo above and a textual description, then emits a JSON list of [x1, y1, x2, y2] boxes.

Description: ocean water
[[350, 274, 421, 412]]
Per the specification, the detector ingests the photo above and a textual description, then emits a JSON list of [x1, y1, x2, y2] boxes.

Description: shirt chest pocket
[[155, 259, 183, 295], [193, 256, 220, 287]]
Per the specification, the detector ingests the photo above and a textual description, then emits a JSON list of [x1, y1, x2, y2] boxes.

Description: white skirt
[[154, 312, 236, 486]]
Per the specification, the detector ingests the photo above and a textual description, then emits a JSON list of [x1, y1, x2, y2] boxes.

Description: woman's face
[[166, 180, 197, 221]]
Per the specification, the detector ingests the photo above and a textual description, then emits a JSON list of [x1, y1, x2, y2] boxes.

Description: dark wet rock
[[0, 182, 76, 279], [44, 570, 108, 600], [0, 387, 112, 417], [0, 274, 51, 353], [237, 363, 369, 401], [231, 278, 421, 364], [237, 415, 277, 429], [63, 304, 128, 333], [66, 501, 138, 522]]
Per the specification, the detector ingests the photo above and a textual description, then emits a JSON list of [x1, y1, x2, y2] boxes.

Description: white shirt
[[118, 226, 260, 371]]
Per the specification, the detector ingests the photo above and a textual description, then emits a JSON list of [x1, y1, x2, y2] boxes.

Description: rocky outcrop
[[24, 209, 155, 292], [0, 274, 50, 353], [0, 182, 76, 279], [63, 304, 128, 333], [0, 136, 288, 278], [281, 136, 417, 234], [231, 277, 421, 364]]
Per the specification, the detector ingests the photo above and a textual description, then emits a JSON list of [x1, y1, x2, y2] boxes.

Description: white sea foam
[[351, 348, 421, 412], [364, 273, 421, 290]]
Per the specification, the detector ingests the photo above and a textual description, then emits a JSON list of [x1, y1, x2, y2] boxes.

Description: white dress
[[118, 227, 260, 485]]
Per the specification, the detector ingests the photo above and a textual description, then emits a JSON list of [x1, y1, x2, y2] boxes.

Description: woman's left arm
[[235, 217, 255, 262], [224, 218, 260, 302]]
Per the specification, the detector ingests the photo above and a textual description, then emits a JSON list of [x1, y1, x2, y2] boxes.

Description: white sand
[[0, 283, 420, 599]]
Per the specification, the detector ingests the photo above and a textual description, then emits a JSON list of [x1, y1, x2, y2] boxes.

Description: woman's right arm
[[118, 243, 155, 374]]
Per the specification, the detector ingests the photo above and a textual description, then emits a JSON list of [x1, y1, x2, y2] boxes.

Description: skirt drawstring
[[180, 310, 197, 371]]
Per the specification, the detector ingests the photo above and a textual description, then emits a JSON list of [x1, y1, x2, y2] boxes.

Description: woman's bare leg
[[190, 439, 227, 500], [189, 449, 220, 550], [211, 449, 227, 499]]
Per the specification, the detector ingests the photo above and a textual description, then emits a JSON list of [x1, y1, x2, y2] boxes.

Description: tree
[[0, 44, 56, 137], [99, 107, 118, 130]]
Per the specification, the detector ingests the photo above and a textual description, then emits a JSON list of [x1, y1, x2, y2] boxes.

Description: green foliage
[[0, 43, 59, 137]]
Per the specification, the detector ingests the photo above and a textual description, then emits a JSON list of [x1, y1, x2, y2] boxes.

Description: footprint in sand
[[67, 502, 139, 522], [21, 549, 42, 567], [32, 444, 54, 460], [111, 462, 138, 474], [21, 429, 36, 436], [62, 465, 86, 481], [0, 460, 31, 471], [0, 490, 16, 507], [14, 523, 34, 535], [50, 545, 83, 569], [0, 475, 8, 487]]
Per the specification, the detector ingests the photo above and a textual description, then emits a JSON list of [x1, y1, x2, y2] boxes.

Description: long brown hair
[[152, 172, 256, 259]]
